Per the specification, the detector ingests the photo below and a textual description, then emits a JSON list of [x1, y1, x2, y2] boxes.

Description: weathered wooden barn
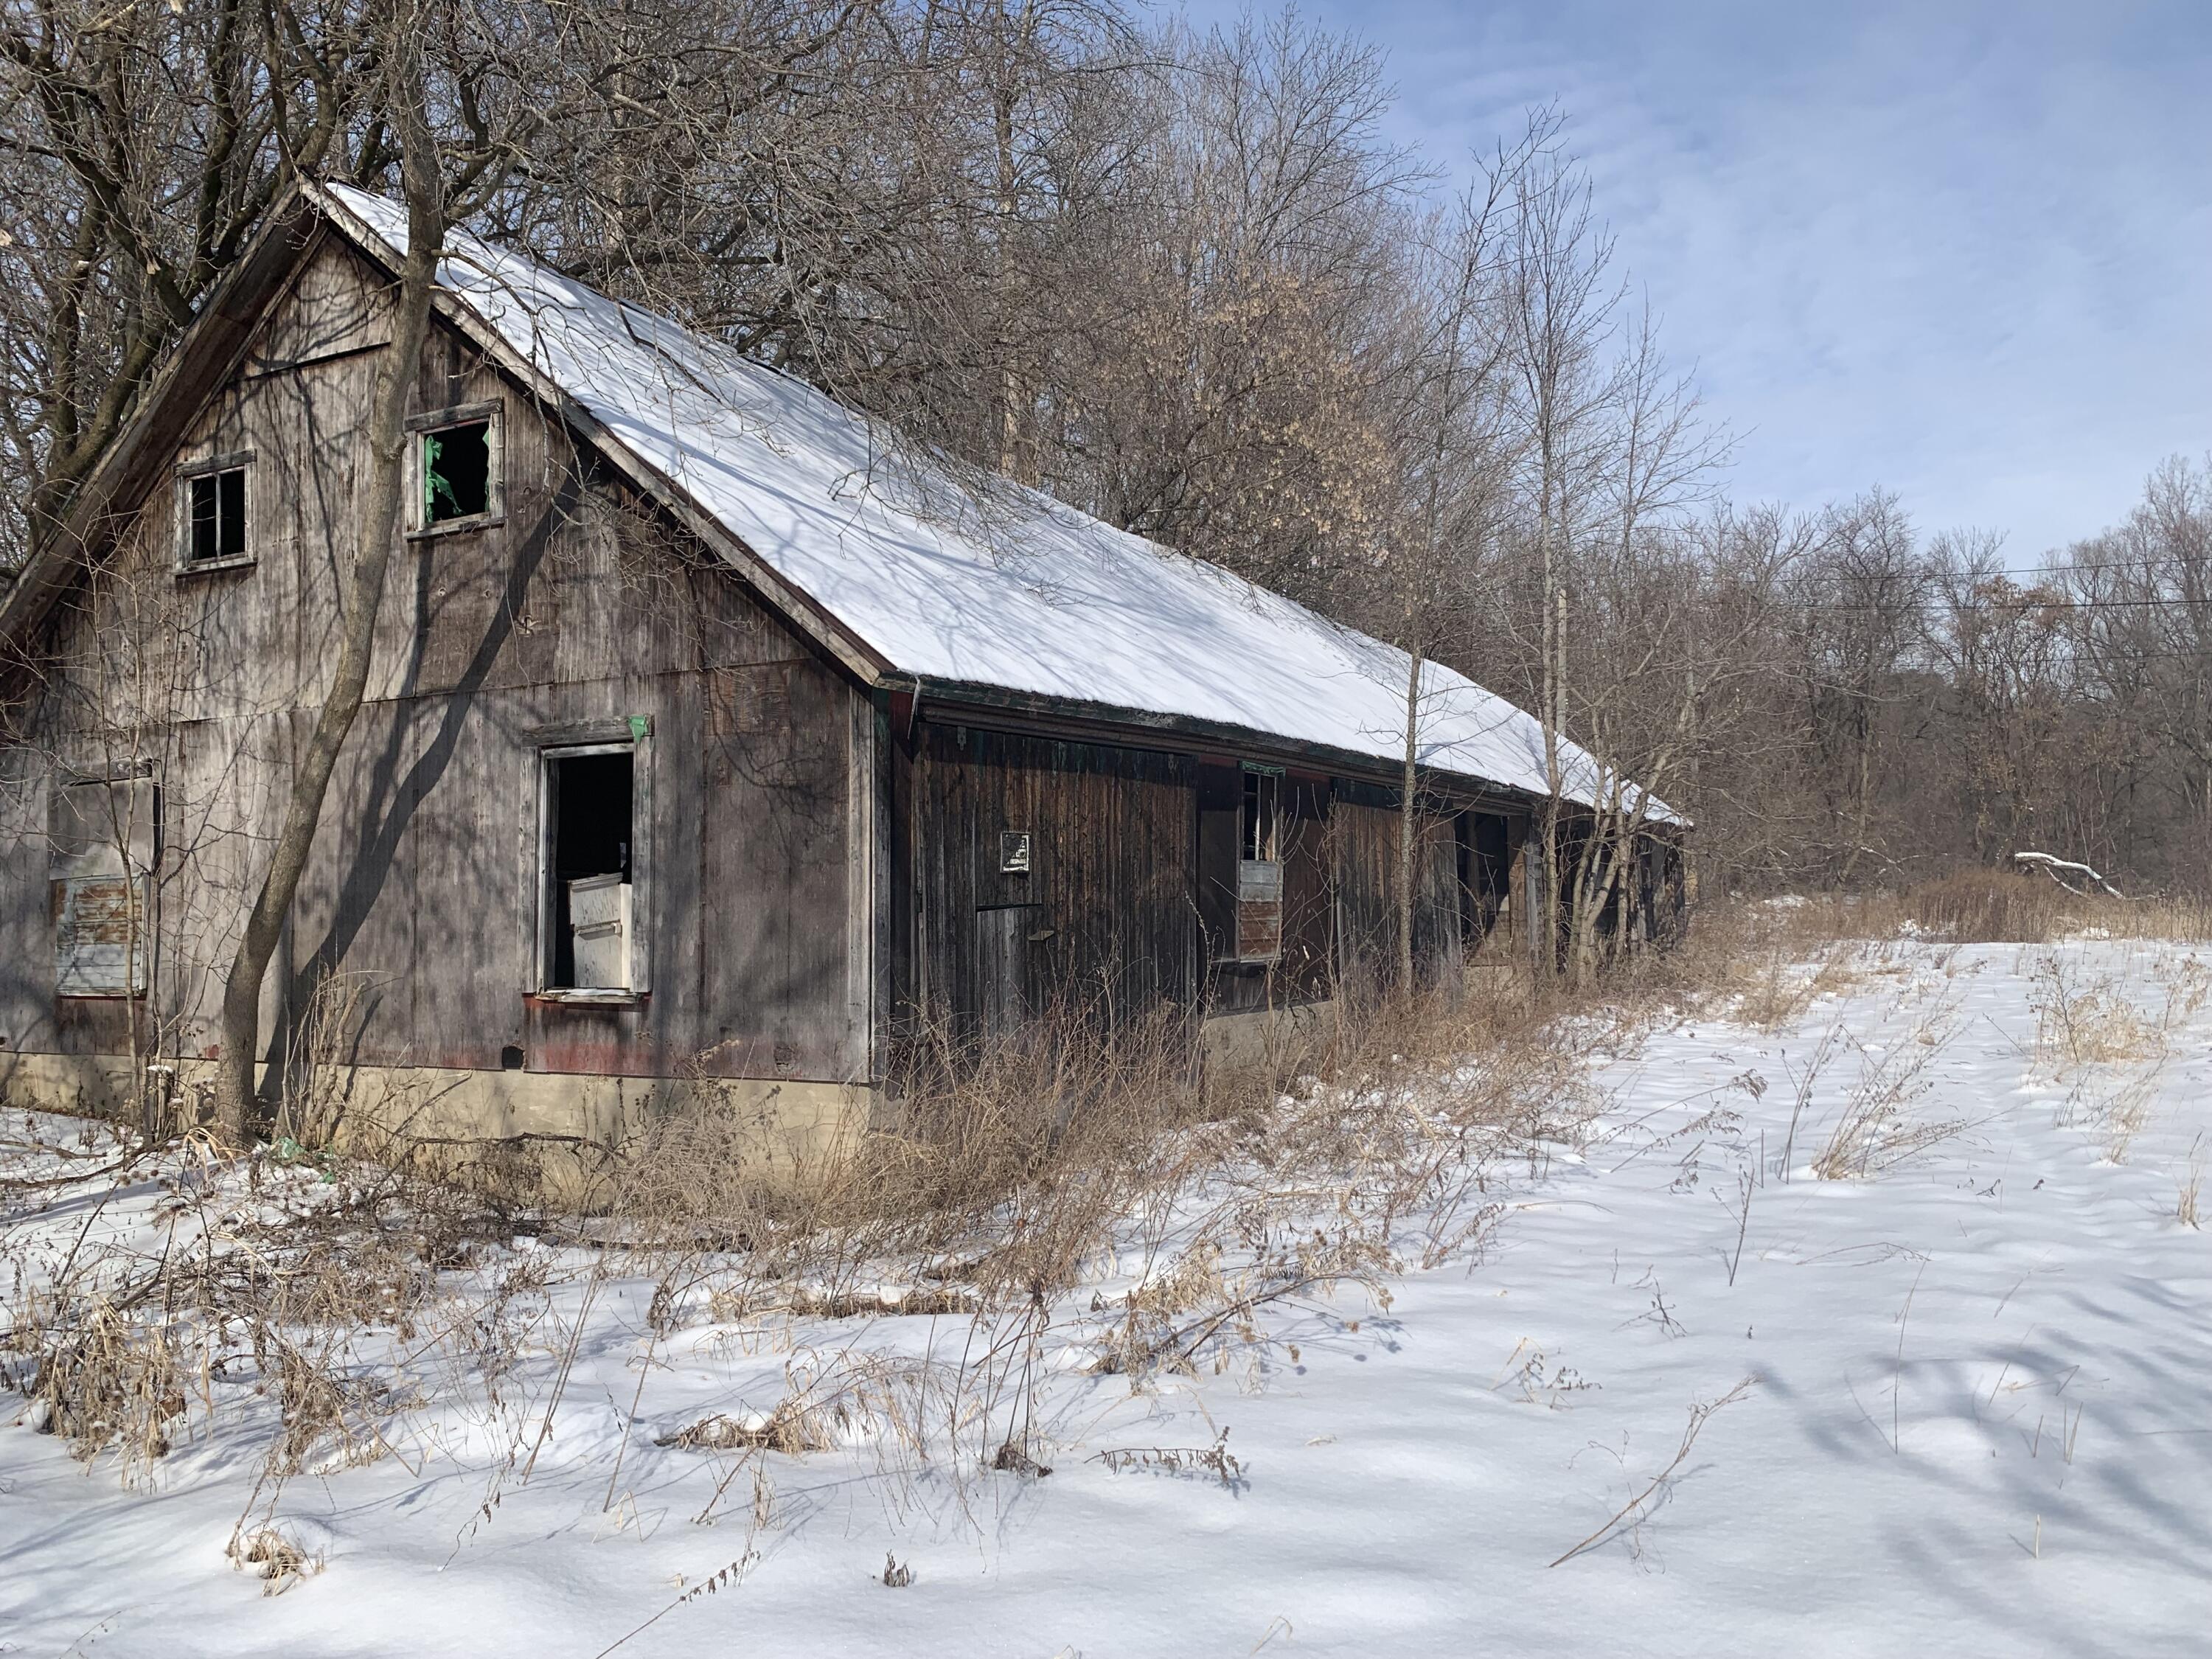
[[0, 183, 1679, 1161]]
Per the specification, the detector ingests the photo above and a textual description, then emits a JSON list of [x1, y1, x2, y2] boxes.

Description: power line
[[1800, 594, 2212, 614]]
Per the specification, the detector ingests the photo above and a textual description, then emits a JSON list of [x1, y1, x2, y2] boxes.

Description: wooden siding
[[1329, 782, 1464, 1001], [898, 723, 1196, 1034], [0, 235, 869, 1088]]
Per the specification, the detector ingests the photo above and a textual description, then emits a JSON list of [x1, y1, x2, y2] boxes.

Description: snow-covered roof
[[319, 184, 1674, 823]]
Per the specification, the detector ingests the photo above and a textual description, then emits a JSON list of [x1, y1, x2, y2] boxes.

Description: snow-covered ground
[[6, 938, 2211, 1657]]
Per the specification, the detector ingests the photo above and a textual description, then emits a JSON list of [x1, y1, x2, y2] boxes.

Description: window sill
[[528, 989, 648, 1008], [174, 554, 257, 579], [407, 513, 505, 541]]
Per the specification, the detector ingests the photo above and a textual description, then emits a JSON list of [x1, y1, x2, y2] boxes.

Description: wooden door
[[976, 905, 1036, 1042]]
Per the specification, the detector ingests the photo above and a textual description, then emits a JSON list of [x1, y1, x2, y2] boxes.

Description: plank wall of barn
[[0, 233, 870, 1089], [887, 717, 1519, 1034]]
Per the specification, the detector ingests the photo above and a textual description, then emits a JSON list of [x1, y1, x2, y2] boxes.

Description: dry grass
[[1889, 870, 2205, 945], [2030, 955, 2163, 1071], [18, 1292, 189, 1483], [1907, 872, 2090, 944], [2025, 949, 2209, 1163], [575, 963, 1644, 1496], [19, 880, 2114, 1520], [4, 953, 1616, 1531], [228, 1521, 328, 1596], [1697, 871, 2211, 952], [1, 1099, 574, 1551], [655, 1405, 835, 1455], [608, 967, 1613, 1329], [1809, 1009, 1965, 1180]]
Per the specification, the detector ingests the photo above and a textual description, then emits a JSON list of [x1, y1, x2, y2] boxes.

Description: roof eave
[[889, 673, 1554, 812]]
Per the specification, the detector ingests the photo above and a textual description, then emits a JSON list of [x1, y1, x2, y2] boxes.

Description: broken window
[[1241, 768, 1279, 863], [421, 418, 493, 524], [50, 773, 158, 996], [1461, 812, 1513, 939], [1237, 766, 1284, 961], [178, 459, 249, 566], [543, 748, 635, 991]]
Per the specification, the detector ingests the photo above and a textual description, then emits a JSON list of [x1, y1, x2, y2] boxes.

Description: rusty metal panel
[[1235, 858, 1284, 961], [522, 996, 659, 1076]]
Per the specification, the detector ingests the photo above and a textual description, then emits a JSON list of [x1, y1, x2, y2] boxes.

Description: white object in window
[[538, 740, 641, 995], [566, 873, 633, 991]]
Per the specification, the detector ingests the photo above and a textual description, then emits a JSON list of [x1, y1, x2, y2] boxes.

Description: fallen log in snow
[[2013, 850, 2128, 900]]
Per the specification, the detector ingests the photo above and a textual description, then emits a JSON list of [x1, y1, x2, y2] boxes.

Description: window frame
[[1240, 765, 1281, 866], [1234, 764, 1286, 964], [529, 722, 651, 1002], [406, 399, 506, 538], [173, 451, 257, 574]]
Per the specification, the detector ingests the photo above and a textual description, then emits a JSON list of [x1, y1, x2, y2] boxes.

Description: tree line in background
[[5, 0, 2209, 925]]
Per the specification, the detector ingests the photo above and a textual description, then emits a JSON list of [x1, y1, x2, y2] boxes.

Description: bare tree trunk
[[1397, 641, 1422, 992], [212, 41, 443, 1143], [1540, 564, 1565, 977], [990, 0, 1039, 484]]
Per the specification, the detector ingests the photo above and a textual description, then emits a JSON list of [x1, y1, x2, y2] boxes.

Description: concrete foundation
[[1197, 999, 1340, 1072], [0, 1048, 866, 1202]]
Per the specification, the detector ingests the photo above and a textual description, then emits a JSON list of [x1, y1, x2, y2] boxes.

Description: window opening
[[422, 420, 492, 524], [186, 467, 247, 563], [545, 750, 634, 990], [1236, 766, 1284, 962], [1240, 768, 1279, 863]]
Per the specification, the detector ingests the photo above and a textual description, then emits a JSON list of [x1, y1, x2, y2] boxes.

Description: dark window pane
[[217, 467, 246, 559], [1240, 770, 1277, 863], [424, 420, 491, 523], [546, 750, 635, 990], [189, 475, 218, 563]]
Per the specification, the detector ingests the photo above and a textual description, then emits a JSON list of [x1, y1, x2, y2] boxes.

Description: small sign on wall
[[1000, 830, 1032, 874]]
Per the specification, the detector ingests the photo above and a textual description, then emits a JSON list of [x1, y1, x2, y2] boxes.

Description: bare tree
[[1377, 126, 1542, 989], [1551, 303, 1728, 980], [211, 10, 444, 1140], [1492, 128, 1621, 969], [0, 0, 360, 574], [1787, 490, 1932, 886]]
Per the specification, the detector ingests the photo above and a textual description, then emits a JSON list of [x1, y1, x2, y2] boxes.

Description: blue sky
[[1176, 0, 2212, 560]]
